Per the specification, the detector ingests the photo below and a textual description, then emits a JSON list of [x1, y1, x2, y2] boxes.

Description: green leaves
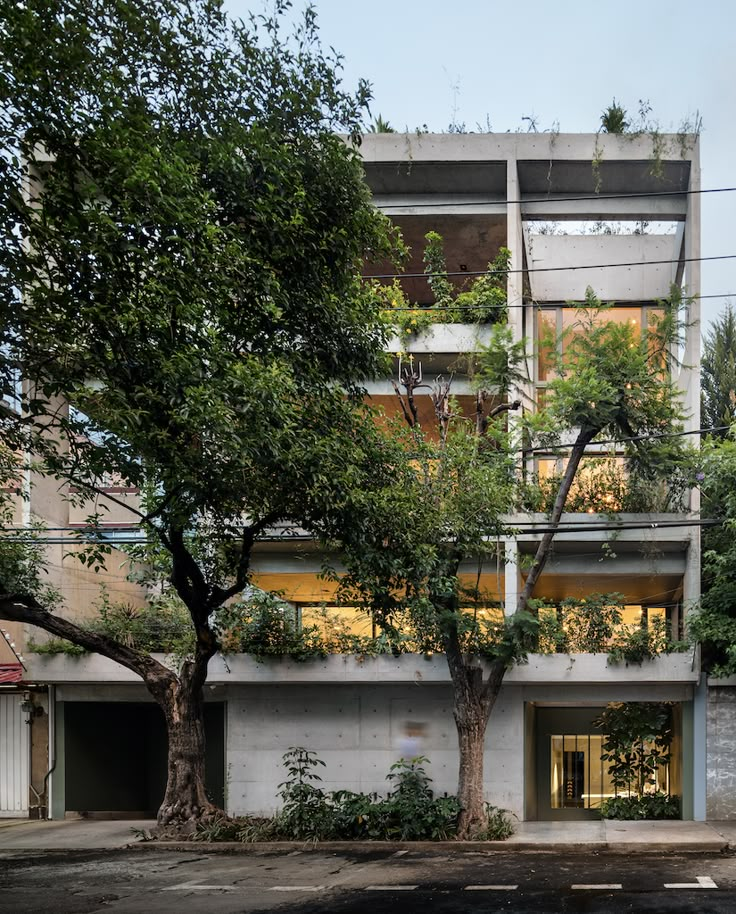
[[701, 303, 736, 436], [0, 0, 405, 630]]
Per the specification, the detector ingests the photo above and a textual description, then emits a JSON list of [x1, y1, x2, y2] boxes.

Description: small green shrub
[[608, 616, 687, 665], [473, 804, 515, 840], [601, 793, 680, 820], [27, 637, 86, 656], [192, 812, 242, 842], [276, 747, 333, 840], [195, 748, 509, 843]]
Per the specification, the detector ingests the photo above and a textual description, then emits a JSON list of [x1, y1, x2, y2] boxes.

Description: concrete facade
[[10, 131, 722, 823]]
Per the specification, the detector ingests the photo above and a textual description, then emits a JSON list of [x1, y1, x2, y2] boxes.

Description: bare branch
[[391, 378, 415, 428], [516, 425, 598, 615]]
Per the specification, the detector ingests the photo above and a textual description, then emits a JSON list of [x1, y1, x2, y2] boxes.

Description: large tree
[[701, 303, 736, 437], [0, 0, 399, 832], [337, 286, 689, 837]]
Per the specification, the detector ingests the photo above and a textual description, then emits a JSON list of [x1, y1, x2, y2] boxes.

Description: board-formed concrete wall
[[225, 682, 525, 819], [707, 685, 736, 819]]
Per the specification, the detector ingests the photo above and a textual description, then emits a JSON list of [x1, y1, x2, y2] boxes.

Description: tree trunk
[[447, 639, 506, 838], [455, 696, 488, 836], [154, 672, 219, 833]]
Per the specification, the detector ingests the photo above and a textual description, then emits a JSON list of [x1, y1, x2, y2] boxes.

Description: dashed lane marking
[[571, 884, 622, 890], [664, 876, 718, 889], [392, 850, 409, 857], [464, 885, 519, 891], [163, 881, 236, 892], [366, 885, 418, 891], [270, 886, 326, 892]]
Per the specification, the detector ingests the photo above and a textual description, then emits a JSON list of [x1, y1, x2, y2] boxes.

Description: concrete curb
[[120, 838, 731, 855]]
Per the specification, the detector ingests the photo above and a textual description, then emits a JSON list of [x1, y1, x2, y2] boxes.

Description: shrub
[[601, 793, 680, 820], [194, 748, 513, 843], [473, 804, 516, 840]]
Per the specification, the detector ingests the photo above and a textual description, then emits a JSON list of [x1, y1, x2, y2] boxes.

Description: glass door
[[549, 732, 614, 812], [536, 707, 611, 820]]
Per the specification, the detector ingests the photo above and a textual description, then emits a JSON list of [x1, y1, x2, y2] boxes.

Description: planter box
[[26, 650, 698, 686], [504, 651, 698, 685], [386, 322, 495, 356]]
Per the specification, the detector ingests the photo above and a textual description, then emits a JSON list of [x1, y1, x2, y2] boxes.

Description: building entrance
[[535, 707, 612, 820]]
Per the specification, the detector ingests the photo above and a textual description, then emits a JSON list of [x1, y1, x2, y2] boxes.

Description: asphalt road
[[2, 847, 736, 914]]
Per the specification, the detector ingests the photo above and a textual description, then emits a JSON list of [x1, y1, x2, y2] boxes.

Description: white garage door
[[0, 694, 28, 816]]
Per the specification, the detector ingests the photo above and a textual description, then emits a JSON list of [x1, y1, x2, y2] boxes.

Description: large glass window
[[536, 305, 664, 391]]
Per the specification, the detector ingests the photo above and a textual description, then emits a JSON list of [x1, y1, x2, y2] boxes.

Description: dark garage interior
[[64, 701, 225, 815]]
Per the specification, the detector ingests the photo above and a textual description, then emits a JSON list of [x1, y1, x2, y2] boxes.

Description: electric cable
[[363, 253, 736, 282], [371, 186, 736, 210]]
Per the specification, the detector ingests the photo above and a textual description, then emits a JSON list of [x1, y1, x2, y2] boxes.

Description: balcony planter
[[505, 651, 697, 684], [27, 650, 697, 686], [386, 322, 496, 355]]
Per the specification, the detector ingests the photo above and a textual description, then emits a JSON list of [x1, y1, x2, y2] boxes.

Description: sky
[[226, 0, 736, 333]]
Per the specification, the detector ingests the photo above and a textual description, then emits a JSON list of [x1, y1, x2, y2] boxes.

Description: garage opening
[[64, 701, 224, 817]]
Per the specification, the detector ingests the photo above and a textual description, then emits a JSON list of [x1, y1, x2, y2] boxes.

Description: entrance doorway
[[534, 707, 612, 821]]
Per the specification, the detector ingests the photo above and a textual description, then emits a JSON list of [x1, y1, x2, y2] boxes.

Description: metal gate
[[0, 694, 29, 816]]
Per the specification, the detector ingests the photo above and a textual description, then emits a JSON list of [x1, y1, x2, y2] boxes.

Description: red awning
[[0, 663, 22, 684]]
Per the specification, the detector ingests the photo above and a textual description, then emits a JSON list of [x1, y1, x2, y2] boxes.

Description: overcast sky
[[227, 0, 736, 332]]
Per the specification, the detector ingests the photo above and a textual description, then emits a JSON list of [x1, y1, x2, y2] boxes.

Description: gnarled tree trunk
[[445, 616, 507, 838], [0, 596, 223, 836], [153, 673, 218, 831]]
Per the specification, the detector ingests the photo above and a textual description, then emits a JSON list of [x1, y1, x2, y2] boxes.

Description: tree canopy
[[701, 303, 736, 437], [333, 275, 691, 836], [0, 0, 400, 830]]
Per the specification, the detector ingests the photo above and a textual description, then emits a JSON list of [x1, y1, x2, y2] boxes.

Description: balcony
[[26, 650, 698, 687]]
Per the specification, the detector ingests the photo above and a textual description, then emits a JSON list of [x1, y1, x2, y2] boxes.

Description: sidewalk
[[0, 817, 735, 853]]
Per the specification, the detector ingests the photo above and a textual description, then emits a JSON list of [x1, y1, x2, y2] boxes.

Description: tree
[[0, 0, 399, 833], [701, 303, 736, 437], [690, 434, 736, 674], [336, 276, 689, 836]]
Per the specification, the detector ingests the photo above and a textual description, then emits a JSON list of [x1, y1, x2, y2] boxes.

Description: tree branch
[[215, 512, 282, 604], [515, 425, 599, 615], [168, 526, 210, 622], [0, 594, 175, 689]]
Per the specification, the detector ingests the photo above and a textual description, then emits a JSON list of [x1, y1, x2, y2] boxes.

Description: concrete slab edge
[[119, 839, 730, 855]]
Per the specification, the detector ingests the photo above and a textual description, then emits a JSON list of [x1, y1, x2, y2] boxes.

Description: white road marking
[[664, 876, 718, 889], [366, 885, 418, 891], [270, 886, 326, 892], [571, 884, 622, 890], [163, 881, 236, 891], [464, 885, 519, 891], [392, 850, 409, 857]]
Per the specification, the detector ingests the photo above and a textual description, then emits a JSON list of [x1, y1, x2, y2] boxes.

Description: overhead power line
[[363, 253, 736, 282], [387, 291, 736, 312], [513, 518, 718, 535], [0, 515, 720, 545], [520, 425, 726, 455], [376, 186, 736, 210]]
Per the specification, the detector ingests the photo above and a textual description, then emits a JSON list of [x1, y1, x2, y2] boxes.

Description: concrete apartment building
[[3, 131, 733, 824]]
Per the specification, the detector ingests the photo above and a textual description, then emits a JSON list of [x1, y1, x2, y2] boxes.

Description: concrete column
[[682, 139, 701, 432], [693, 677, 707, 821], [506, 155, 531, 399]]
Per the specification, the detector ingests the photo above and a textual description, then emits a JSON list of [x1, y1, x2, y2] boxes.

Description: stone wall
[[707, 685, 736, 819]]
